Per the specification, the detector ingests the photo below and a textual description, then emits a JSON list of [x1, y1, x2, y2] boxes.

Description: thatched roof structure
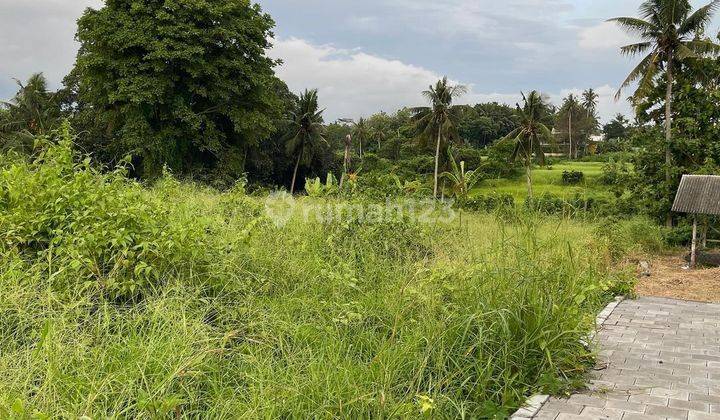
[[672, 175, 720, 216]]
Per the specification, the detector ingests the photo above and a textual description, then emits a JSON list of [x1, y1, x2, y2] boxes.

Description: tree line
[[2, 0, 720, 226]]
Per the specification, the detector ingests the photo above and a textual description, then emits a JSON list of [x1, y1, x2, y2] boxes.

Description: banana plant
[[441, 149, 483, 207]]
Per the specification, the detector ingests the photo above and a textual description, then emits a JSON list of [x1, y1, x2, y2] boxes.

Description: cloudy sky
[[1, 1, 717, 123]]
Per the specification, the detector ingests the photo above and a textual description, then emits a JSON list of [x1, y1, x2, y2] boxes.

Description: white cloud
[[0, 0, 102, 96], [270, 37, 631, 123], [578, 21, 634, 50], [270, 37, 446, 121]]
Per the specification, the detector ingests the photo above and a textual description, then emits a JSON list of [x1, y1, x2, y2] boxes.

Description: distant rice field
[[473, 162, 610, 202]]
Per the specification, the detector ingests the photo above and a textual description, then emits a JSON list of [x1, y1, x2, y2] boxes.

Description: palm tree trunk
[[665, 53, 674, 228], [340, 136, 350, 189], [526, 162, 533, 200], [290, 151, 302, 195], [434, 128, 441, 198]]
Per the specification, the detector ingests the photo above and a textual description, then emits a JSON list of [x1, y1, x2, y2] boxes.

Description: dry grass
[[636, 254, 720, 303]]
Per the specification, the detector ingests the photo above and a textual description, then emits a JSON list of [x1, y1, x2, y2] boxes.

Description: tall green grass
[[0, 137, 657, 418]]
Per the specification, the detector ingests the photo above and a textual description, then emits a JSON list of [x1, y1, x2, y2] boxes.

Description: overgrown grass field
[[0, 140, 661, 418], [473, 162, 609, 202]]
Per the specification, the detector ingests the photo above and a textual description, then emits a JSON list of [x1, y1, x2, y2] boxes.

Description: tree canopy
[[70, 0, 286, 182]]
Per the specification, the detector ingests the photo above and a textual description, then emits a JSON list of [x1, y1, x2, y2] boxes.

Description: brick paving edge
[[509, 296, 626, 419]]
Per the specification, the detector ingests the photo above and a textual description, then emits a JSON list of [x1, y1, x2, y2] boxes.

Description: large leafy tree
[[284, 89, 326, 194], [502, 91, 554, 199], [0, 73, 63, 153], [603, 114, 631, 140], [630, 51, 720, 223], [610, 0, 720, 225], [70, 0, 284, 181], [458, 102, 519, 148], [413, 77, 467, 198]]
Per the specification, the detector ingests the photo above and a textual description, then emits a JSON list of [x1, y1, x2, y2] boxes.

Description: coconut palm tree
[[1, 73, 61, 152], [502, 91, 554, 200], [284, 89, 326, 194], [412, 77, 467, 198], [609, 0, 720, 225], [582, 88, 599, 117], [564, 94, 580, 159], [351, 118, 369, 159]]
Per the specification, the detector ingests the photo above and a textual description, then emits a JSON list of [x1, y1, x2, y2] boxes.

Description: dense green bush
[[599, 159, 633, 187], [0, 127, 229, 300], [594, 217, 664, 261], [561, 170, 584, 185], [463, 193, 515, 212]]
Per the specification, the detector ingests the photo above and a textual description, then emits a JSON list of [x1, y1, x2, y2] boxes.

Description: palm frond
[[679, 0, 720, 35], [615, 51, 658, 100], [620, 42, 653, 57], [686, 38, 720, 57], [607, 17, 658, 36]]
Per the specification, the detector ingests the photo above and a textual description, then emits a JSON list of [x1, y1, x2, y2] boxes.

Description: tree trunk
[[526, 162, 533, 200], [665, 53, 674, 228], [340, 135, 351, 189], [290, 150, 302, 195], [433, 128, 442, 198]]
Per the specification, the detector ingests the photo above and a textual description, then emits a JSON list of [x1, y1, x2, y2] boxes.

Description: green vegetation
[[474, 162, 608, 203], [1, 0, 720, 417], [0, 138, 657, 418], [610, 0, 720, 225]]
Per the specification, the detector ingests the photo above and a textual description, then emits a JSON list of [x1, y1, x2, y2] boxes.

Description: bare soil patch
[[636, 254, 720, 303]]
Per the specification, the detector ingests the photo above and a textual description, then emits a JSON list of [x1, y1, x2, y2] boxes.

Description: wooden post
[[701, 216, 708, 249], [691, 215, 698, 269]]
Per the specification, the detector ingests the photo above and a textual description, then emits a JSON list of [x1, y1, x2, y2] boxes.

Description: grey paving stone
[[644, 404, 690, 419], [668, 398, 710, 412], [603, 399, 645, 412], [620, 413, 667, 420], [687, 412, 720, 420], [531, 298, 720, 420]]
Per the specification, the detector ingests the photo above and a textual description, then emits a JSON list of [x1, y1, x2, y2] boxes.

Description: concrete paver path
[[531, 297, 720, 419]]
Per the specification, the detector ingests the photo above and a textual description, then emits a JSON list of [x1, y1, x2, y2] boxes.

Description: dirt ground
[[635, 254, 720, 303]]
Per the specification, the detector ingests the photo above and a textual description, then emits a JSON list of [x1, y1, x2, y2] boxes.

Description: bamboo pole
[[691, 218, 698, 268]]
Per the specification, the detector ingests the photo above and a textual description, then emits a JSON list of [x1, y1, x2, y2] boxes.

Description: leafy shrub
[[561, 170, 584, 185], [305, 173, 339, 197], [595, 217, 664, 261], [662, 219, 694, 247], [483, 139, 522, 178], [526, 193, 597, 216], [453, 146, 484, 169], [599, 160, 632, 187], [0, 126, 208, 300], [350, 172, 430, 200], [463, 193, 515, 212]]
